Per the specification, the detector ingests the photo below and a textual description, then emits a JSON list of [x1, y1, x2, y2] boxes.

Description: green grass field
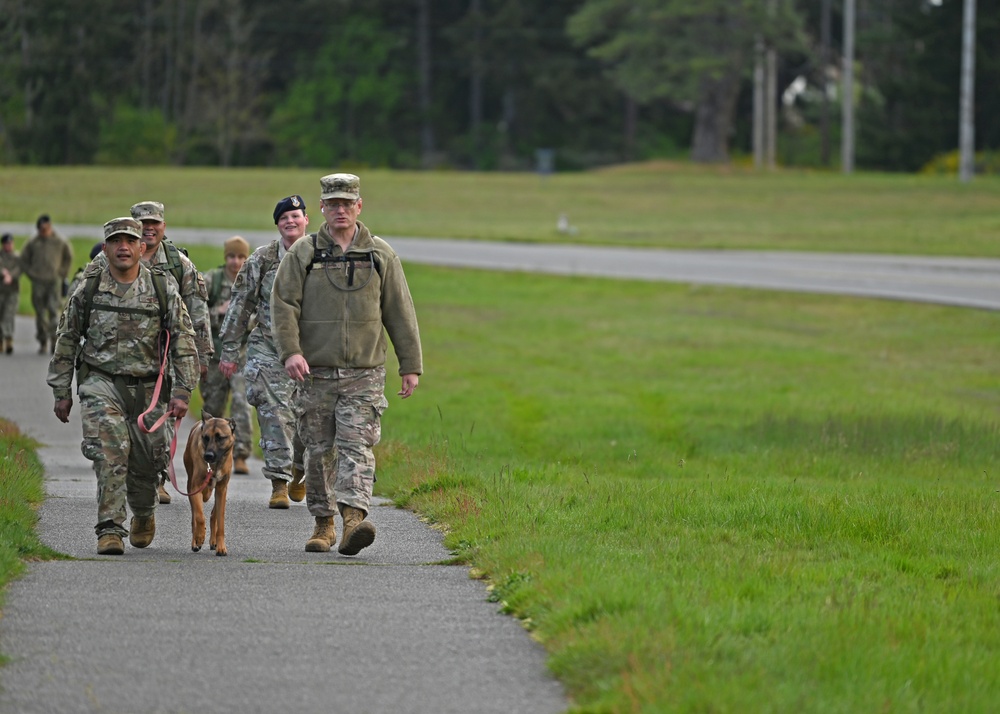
[[2, 165, 999, 712], [1, 164, 999, 255]]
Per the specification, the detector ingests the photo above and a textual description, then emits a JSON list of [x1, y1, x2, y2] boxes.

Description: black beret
[[273, 195, 306, 224], [89, 242, 105, 259], [1, 233, 12, 244]]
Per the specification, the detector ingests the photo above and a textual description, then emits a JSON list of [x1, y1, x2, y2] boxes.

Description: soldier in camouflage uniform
[[130, 201, 213, 505], [19, 214, 73, 354], [271, 174, 423, 556], [201, 236, 253, 474], [0, 233, 21, 354], [47, 217, 199, 555], [219, 196, 308, 509]]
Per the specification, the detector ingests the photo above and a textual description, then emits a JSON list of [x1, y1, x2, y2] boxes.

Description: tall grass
[[0, 419, 65, 632], [375, 265, 1000, 713], [1, 164, 999, 255]]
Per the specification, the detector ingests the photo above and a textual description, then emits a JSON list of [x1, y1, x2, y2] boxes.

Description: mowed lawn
[[2, 165, 999, 711], [1, 164, 999, 255]]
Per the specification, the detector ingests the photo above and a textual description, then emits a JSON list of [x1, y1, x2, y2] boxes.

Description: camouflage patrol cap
[[319, 173, 360, 201], [103, 217, 143, 241], [130, 201, 165, 222]]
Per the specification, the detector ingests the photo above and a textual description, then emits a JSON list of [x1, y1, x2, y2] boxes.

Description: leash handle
[[137, 329, 171, 435]]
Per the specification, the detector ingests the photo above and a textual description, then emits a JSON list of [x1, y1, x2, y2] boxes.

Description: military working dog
[[183, 413, 236, 556]]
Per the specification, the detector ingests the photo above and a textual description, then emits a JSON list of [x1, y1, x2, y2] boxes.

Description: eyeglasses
[[322, 200, 358, 212]]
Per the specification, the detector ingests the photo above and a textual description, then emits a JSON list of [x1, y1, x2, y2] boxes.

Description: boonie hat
[[104, 217, 143, 241], [319, 173, 360, 201], [131, 201, 165, 222], [273, 194, 306, 224]]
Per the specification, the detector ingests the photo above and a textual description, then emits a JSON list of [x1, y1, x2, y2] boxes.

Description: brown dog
[[182, 412, 236, 556]]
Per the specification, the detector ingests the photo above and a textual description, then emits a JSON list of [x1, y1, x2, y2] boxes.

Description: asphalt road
[[0, 316, 567, 714], [3, 221, 998, 310]]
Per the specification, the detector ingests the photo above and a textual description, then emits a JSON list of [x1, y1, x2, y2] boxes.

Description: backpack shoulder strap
[[163, 241, 185, 287], [208, 268, 224, 307], [81, 274, 100, 333], [150, 270, 169, 326]]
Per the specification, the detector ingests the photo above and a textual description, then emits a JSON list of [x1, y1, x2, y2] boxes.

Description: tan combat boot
[[4, 337, 12, 354], [129, 515, 156, 548], [288, 465, 306, 502], [97, 533, 124, 555], [269, 479, 290, 509], [338, 504, 376, 556], [305, 516, 336, 552], [233, 457, 249, 474], [157, 479, 172, 504]]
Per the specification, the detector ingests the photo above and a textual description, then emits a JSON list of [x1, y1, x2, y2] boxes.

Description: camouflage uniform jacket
[[46, 262, 199, 402], [219, 239, 284, 367], [204, 266, 237, 360], [19, 230, 73, 283], [0, 250, 21, 294], [271, 221, 423, 375], [92, 241, 213, 367]]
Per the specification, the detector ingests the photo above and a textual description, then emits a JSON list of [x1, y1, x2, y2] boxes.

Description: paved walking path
[[0, 316, 567, 713], [2, 222, 998, 712]]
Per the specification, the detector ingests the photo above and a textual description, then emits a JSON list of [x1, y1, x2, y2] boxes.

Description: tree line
[[0, 0, 995, 173]]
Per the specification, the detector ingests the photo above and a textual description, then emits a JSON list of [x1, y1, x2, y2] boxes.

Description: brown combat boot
[[129, 515, 156, 548], [157, 480, 172, 504], [305, 516, 336, 552], [288, 465, 306, 502], [269, 479, 290, 509], [338, 504, 376, 556], [233, 457, 249, 475], [4, 337, 12, 354], [97, 533, 124, 555]]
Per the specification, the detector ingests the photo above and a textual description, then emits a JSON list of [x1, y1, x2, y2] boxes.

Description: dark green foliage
[[0, 0, 996, 171]]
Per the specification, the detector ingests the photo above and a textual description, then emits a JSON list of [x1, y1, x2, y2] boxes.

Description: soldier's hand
[[398, 374, 419, 399], [219, 360, 238, 379], [285, 355, 310, 382], [200, 364, 208, 378], [167, 398, 189, 419], [54, 398, 73, 423]]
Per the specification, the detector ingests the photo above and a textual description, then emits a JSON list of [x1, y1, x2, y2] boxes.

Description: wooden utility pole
[[841, 0, 855, 174], [820, 0, 831, 166], [959, 0, 977, 183], [753, 37, 765, 169], [753, 0, 778, 170]]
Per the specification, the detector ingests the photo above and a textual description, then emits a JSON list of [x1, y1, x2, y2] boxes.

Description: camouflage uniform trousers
[[78, 374, 168, 538], [293, 366, 388, 518], [0, 291, 17, 342], [30, 279, 62, 345], [245, 356, 303, 483], [199, 362, 253, 459]]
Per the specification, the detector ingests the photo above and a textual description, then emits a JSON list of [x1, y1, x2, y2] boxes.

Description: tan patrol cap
[[320, 173, 360, 201], [103, 217, 143, 241], [130, 201, 165, 222]]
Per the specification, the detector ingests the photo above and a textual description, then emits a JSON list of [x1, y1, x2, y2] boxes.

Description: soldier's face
[[140, 219, 165, 253], [105, 234, 145, 270], [225, 252, 247, 276], [39, 222, 53, 238], [277, 209, 309, 243], [320, 198, 361, 232]]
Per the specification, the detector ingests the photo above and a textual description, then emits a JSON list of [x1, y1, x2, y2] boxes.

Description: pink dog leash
[[135, 331, 214, 498]]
